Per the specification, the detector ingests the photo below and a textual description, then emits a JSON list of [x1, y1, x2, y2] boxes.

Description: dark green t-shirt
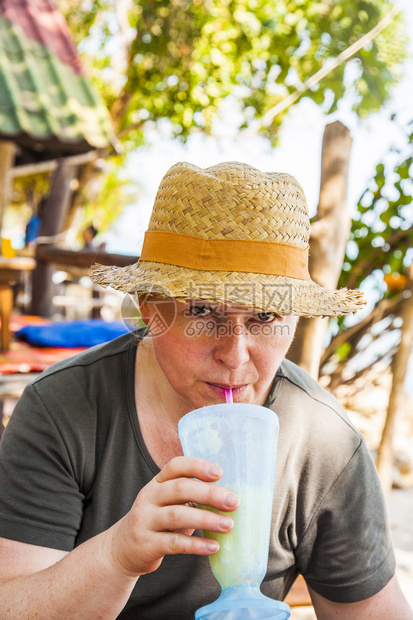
[[0, 331, 395, 618]]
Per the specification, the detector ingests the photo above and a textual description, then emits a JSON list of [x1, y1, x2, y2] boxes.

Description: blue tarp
[[16, 320, 130, 348]]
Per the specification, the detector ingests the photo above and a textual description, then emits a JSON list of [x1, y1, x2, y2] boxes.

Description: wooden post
[[0, 283, 14, 351], [376, 265, 413, 495], [0, 141, 16, 245], [31, 159, 78, 317], [287, 121, 353, 378]]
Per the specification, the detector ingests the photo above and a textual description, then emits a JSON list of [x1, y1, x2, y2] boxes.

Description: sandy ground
[[290, 486, 413, 619], [387, 487, 413, 608]]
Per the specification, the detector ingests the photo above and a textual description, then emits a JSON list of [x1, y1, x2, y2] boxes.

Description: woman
[[0, 162, 410, 619]]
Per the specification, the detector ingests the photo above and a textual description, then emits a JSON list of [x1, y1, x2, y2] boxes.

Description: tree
[[49, 0, 409, 242], [321, 119, 413, 388], [57, 0, 408, 149], [375, 264, 413, 494], [315, 120, 413, 487]]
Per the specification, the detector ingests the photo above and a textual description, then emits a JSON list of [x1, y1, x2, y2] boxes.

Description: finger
[[153, 504, 235, 534], [155, 456, 222, 484], [157, 531, 220, 557], [155, 477, 240, 512]]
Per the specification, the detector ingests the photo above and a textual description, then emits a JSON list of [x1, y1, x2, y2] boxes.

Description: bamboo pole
[[287, 121, 353, 377], [376, 264, 413, 495]]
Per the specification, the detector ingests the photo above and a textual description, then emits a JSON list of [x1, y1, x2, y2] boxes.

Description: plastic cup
[[178, 403, 290, 620]]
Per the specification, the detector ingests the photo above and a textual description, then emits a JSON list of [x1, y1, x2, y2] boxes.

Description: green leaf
[[57, 0, 408, 142]]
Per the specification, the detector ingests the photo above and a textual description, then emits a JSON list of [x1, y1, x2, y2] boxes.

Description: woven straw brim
[[90, 261, 366, 318]]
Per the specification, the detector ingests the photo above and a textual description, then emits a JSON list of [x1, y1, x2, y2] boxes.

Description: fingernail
[[208, 464, 222, 477], [207, 540, 219, 553], [225, 493, 239, 508], [219, 516, 233, 530]]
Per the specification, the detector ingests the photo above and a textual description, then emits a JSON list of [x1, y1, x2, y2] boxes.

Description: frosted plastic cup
[[178, 403, 290, 620]]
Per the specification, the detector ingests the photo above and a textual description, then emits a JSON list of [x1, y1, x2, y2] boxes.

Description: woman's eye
[[188, 305, 213, 317], [254, 312, 281, 323]]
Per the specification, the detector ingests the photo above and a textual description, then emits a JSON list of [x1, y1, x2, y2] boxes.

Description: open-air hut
[[0, 0, 117, 316]]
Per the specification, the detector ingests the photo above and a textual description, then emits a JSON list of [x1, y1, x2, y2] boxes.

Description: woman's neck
[[136, 336, 191, 422], [134, 337, 186, 468]]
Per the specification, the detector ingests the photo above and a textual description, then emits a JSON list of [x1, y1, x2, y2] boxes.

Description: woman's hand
[[104, 456, 240, 577]]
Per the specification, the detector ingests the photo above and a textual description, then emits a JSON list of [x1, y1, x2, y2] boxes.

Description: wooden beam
[[35, 246, 139, 269], [9, 150, 99, 179]]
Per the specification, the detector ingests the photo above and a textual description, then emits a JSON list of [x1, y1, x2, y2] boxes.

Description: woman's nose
[[213, 320, 250, 369]]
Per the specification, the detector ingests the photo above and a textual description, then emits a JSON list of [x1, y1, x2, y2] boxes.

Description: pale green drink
[[203, 485, 269, 588]]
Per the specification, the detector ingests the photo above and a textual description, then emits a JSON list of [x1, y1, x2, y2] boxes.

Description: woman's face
[[139, 297, 297, 415]]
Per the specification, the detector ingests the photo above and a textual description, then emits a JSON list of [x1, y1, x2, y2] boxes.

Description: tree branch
[[345, 227, 412, 289], [329, 344, 398, 392], [117, 119, 146, 138], [260, 3, 402, 127], [320, 292, 406, 365]]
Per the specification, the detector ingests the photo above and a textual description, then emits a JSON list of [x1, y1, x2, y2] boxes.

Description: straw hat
[[90, 161, 365, 318]]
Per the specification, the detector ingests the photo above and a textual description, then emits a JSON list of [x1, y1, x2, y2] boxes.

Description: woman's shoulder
[[271, 358, 364, 461]]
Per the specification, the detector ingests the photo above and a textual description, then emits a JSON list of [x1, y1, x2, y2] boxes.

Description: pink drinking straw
[[224, 388, 233, 404]]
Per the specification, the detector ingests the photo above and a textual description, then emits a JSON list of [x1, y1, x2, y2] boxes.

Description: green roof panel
[[0, 6, 114, 155]]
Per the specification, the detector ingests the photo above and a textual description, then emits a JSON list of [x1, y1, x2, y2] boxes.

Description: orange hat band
[[140, 231, 310, 280]]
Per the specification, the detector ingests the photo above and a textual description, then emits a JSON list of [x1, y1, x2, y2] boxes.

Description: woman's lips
[[206, 382, 248, 399]]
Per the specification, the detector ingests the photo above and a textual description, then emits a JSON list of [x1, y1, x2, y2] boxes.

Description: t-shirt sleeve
[[296, 438, 395, 603], [0, 383, 84, 551]]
